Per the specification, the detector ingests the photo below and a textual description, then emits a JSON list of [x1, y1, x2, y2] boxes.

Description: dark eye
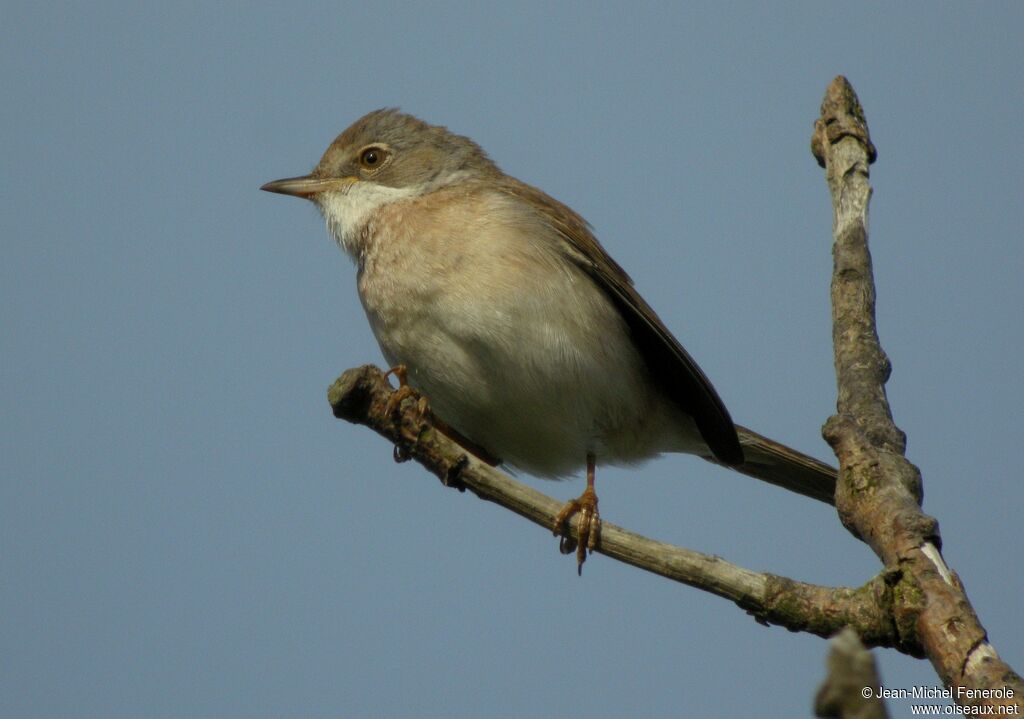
[[359, 147, 386, 169]]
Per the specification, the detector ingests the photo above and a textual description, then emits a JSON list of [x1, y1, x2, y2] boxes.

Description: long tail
[[709, 425, 837, 505]]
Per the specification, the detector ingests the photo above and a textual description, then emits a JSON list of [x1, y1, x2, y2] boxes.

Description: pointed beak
[[260, 175, 358, 199]]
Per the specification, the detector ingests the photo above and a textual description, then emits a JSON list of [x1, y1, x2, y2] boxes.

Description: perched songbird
[[262, 109, 836, 570]]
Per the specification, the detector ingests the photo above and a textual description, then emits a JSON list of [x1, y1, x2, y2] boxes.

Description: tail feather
[[709, 424, 837, 505]]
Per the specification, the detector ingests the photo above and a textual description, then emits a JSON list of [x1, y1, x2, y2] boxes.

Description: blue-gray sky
[[4, 3, 1022, 717]]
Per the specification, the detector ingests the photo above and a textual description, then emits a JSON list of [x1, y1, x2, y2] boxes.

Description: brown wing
[[499, 179, 744, 466]]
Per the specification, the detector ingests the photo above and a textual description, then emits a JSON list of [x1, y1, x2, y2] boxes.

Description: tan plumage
[[262, 109, 837, 566]]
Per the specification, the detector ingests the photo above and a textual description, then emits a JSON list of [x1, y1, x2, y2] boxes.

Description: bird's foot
[[384, 365, 427, 418], [552, 484, 600, 575], [384, 365, 499, 468], [383, 365, 430, 465]]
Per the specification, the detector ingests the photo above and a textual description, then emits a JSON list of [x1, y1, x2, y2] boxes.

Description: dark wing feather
[[499, 180, 744, 466]]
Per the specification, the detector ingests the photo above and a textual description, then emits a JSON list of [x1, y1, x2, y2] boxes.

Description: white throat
[[317, 181, 420, 260]]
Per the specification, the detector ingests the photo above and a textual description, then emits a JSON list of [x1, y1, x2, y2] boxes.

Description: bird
[[261, 109, 837, 571]]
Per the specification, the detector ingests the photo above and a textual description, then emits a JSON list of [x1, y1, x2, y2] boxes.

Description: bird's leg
[[552, 452, 601, 574]]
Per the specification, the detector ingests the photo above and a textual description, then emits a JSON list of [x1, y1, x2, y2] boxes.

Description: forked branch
[[324, 76, 1022, 712]]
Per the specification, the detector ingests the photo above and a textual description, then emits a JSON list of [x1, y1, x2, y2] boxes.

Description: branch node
[[811, 75, 878, 168]]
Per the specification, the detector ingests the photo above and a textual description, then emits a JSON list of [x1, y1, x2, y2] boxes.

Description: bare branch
[[328, 364, 897, 645], [812, 75, 1022, 709], [316, 78, 1022, 712]]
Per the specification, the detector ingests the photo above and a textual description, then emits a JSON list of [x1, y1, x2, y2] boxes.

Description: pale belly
[[355, 245, 699, 478]]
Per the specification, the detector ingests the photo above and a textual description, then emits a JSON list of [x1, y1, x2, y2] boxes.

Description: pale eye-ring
[[359, 146, 386, 169]]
